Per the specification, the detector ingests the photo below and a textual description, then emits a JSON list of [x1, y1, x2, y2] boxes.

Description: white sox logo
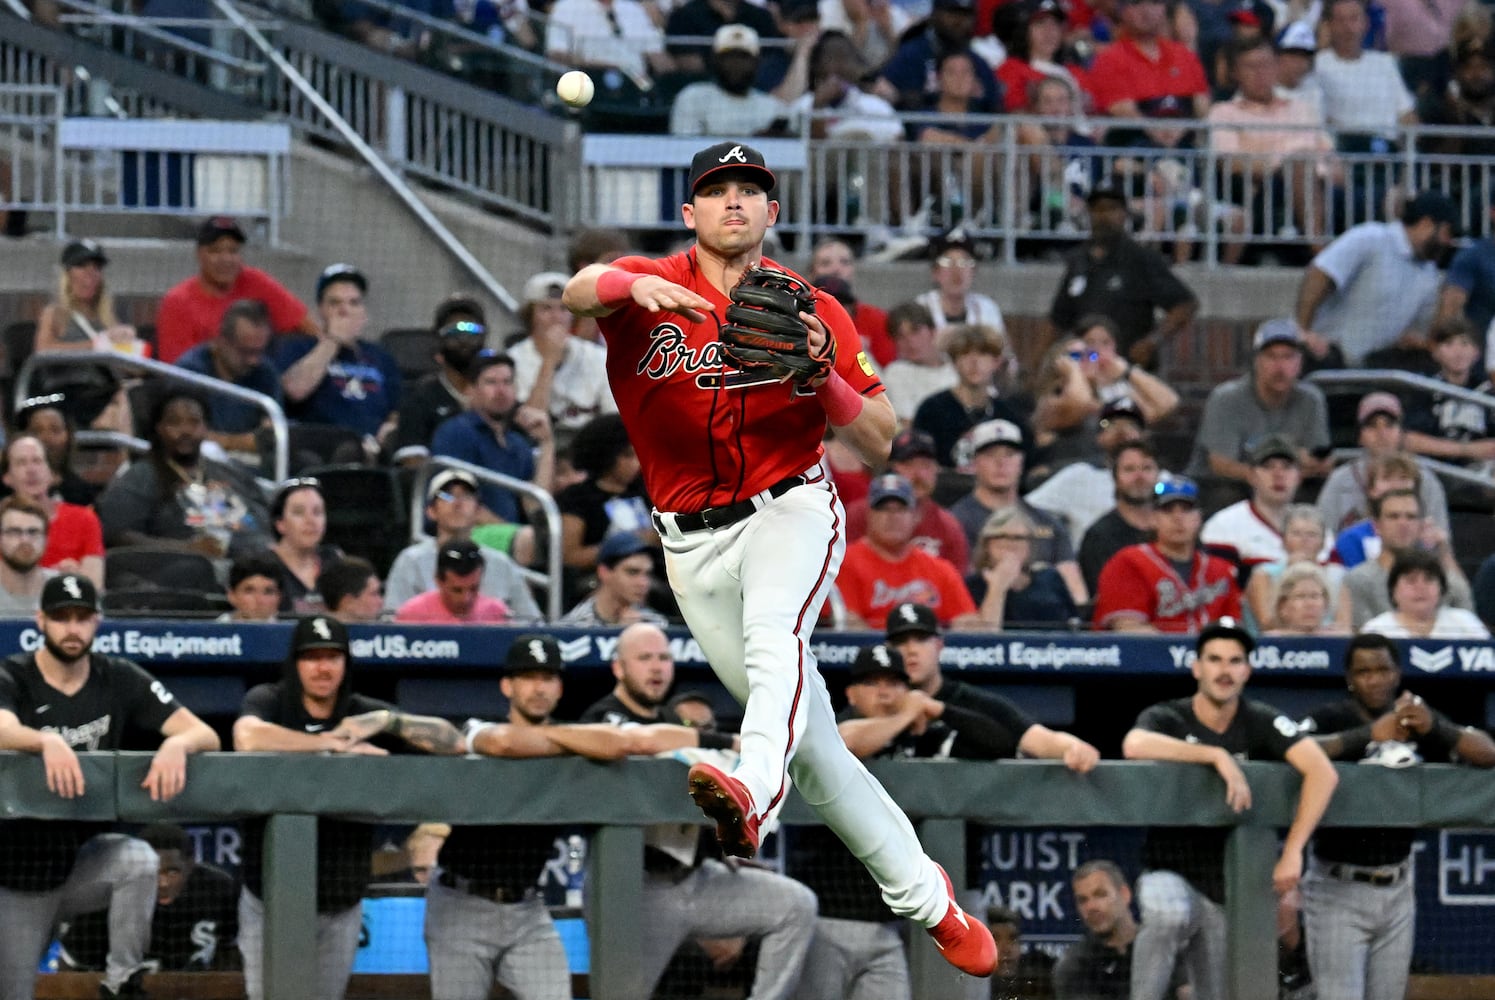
[[639, 324, 810, 392], [528, 639, 549, 664], [312, 617, 333, 641], [718, 145, 749, 164], [871, 645, 893, 669], [62, 576, 83, 600]]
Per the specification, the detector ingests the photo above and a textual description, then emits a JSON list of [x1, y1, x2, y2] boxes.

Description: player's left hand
[[143, 739, 189, 801], [1063, 738, 1100, 773], [1395, 692, 1432, 735], [1272, 850, 1303, 896]]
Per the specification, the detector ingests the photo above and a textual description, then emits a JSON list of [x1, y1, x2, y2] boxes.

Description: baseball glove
[[719, 266, 835, 384]]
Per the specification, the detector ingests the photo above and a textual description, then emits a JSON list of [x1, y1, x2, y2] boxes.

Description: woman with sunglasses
[[267, 478, 342, 613]]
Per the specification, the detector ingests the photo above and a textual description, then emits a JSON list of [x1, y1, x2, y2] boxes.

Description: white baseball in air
[[556, 70, 595, 108]]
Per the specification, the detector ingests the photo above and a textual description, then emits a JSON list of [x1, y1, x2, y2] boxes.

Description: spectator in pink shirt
[[394, 540, 512, 624], [154, 217, 319, 363]]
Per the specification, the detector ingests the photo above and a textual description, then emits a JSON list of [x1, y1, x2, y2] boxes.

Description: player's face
[[682, 177, 778, 259], [228, 574, 282, 622], [1358, 414, 1402, 455], [156, 398, 206, 462], [437, 568, 483, 618], [603, 552, 653, 607], [501, 669, 563, 725], [1113, 449, 1159, 504], [0, 511, 45, 574], [972, 445, 1024, 492], [1248, 457, 1300, 506], [1346, 646, 1400, 713], [472, 364, 518, 421], [1391, 568, 1442, 619], [889, 632, 942, 687], [1193, 638, 1251, 708], [154, 848, 193, 906], [811, 240, 854, 282], [37, 606, 99, 664], [297, 648, 346, 704], [276, 487, 326, 551], [196, 236, 243, 289], [1072, 871, 1130, 937], [1153, 500, 1200, 550], [845, 675, 908, 717], [1375, 496, 1422, 550], [866, 499, 917, 548], [614, 626, 674, 708], [3, 437, 54, 500]]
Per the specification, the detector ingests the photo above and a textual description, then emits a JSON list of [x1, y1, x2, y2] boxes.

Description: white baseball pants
[[655, 470, 946, 926]]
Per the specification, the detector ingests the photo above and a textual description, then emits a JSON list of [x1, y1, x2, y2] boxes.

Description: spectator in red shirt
[[995, 0, 1092, 112], [0, 434, 104, 588], [394, 540, 512, 624], [846, 428, 970, 572], [154, 217, 318, 363], [837, 473, 981, 630], [809, 238, 894, 365]]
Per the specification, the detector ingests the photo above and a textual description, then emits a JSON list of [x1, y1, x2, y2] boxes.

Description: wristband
[[1337, 723, 1374, 760], [697, 731, 734, 751], [596, 269, 641, 308], [1434, 718, 1465, 752], [814, 370, 864, 426]]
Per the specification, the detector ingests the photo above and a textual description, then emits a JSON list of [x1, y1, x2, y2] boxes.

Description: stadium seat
[[302, 463, 409, 576], [105, 545, 221, 593], [380, 327, 440, 383], [102, 588, 230, 618], [1, 319, 37, 408]]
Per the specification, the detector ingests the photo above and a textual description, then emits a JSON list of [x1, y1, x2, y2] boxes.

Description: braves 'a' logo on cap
[[62, 576, 83, 600], [528, 639, 549, 664], [717, 145, 748, 164], [897, 603, 920, 624], [872, 645, 892, 668], [312, 617, 333, 641]]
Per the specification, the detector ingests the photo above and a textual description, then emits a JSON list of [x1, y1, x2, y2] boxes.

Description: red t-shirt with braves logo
[[1092, 542, 1240, 632], [597, 249, 884, 514], [1087, 35, 1208, 117], [837, 541, 977, 629]]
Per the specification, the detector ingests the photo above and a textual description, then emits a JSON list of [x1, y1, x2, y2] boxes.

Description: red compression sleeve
[[815, 370, 865, 426], [596, 269, 641, 307]]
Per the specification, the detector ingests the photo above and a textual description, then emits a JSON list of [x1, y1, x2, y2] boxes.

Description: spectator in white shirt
[[546, 0, 668, 82], [508, 271, 616, 454], [670, 25, 789, 136], [1313, 0, 1417, 142], [880, 300, 957, 423]]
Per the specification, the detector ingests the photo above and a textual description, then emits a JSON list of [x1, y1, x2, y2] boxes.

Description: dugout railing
[[5, 753, 1493, 1000]]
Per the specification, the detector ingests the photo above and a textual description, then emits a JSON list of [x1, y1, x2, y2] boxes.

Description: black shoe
[[99, 970, 148, 999]]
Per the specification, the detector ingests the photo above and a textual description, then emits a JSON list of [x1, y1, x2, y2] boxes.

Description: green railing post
[[263, 813, 318, 1000], [587, 823, 645, 1000], [911, 817, 980, 1000], [1225, 824, 1280, 1000]]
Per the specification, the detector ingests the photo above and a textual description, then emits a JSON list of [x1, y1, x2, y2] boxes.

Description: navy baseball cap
[[1153, 474, 1199, 507], [316, 263, 368, 301], [688, 142, 776, 196], [868, 473, 916, 508], [1196, 616, 1255, 656], [504, 633, 564, 674], [598, 532, 650, 567], [41, 574, 100, 615], [885, 601, 941, 639], [849, 643, 908, 684], [890, 428, 939, 462], [293, 615, 350, 654]]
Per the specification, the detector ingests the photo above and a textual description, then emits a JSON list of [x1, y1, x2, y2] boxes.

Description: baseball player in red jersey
[[563, 141, 997, 979], [1092, 475, 1242, 632]]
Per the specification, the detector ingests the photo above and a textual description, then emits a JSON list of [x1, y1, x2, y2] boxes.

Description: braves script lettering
[[638, 325, 725, 379], [1155, 577, 1232, 619]]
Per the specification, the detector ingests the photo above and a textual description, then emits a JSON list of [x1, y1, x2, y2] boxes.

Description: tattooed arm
[[332, 710, 467, 756]]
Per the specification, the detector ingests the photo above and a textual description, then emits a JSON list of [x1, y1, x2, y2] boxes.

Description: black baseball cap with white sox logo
[[42, 574, 100, 615], [688, 142, 777, 196], [849, 643, 908, 684], [293, 615, 350, 654], [505, 633, 564, 675], [885, 601, 942, 640]]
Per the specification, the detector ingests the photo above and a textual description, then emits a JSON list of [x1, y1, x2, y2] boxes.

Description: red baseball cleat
[[926, 863, 998, 977], [687, 762, 761, 859]]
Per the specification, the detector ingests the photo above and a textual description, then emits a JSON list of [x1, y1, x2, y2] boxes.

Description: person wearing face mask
[[389, 295, 488, 467]]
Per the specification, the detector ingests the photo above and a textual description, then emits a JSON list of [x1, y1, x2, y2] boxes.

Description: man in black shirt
[[1121, 618, 1337, 1000], [387, 298, 486, 466], [0, 573, 220, 1000], [1077, 440, 1158, 596], [884, 601, 1101, 770], [231, 614, 465, 1000], [61, 822, 240, 973], [1298, 634, 1495, 1000], [1047, 187, 1198, 368], [578, 623, 818, 1000], [1054, 858, 1190, 1000]]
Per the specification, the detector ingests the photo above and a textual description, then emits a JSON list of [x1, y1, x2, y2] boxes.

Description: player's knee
[[117, 837, 159, 886], [784, 879, 819, 929], [1135, 875, 1192, 938]]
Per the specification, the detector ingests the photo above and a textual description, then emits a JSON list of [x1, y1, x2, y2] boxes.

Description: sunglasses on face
[[439, 321, 487, 338], [1068, 350, 1101, 363]]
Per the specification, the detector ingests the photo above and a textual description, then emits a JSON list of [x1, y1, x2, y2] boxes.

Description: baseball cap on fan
[[41, 574, 100, 615], [713, 23, 761, 56], [1276, 20, 1316, 52], [437, 539, 485, 576], [427, 469, 479, 503], [523, 272, 570, 303], [197, 215, 246, 245], [504, 633, 564, 675], [1357, 391, 1403, 426], [688, 142, 777, 196]]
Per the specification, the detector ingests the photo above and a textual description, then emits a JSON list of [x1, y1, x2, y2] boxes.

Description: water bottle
[[564, 834, 586, 908], [945, 172, 965, 227]]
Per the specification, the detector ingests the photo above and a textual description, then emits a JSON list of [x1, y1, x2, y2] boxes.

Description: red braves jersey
[[1092, 543, 1241, 633], [837, 541, 977, 629], [598, 250, 884, 513]]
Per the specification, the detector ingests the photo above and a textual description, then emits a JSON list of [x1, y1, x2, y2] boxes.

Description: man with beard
[[96, 388, 273, 558], [232, 615, 467, 1000], [155, 216, 316, 363], [1055, 860, 1158, 1000], [1047, 187, 1198, 367], [670, 26, 789, 137], [1122, 619, 1337, 1000], [0, 574, 220, 999], [389, 296, 488, 466], [579, 623, 819, 1000], [1296, 635, 1495, 1000], [0, 496, 56, 616], [1295, 191, 1457, 365], [1077, 440, 1159, 596], [431, 351, 555, 525]]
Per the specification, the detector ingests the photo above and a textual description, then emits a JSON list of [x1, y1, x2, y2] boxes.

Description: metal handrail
[[212, 0, 521, 312], [14, 350, 290, 483], [408, 455, 564, 623], [52, 0, 268, 72]]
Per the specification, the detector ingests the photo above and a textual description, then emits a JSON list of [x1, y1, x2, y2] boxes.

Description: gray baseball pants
[[0, 833, 156, 1000], [792, 917, 910, 1000], [423, 878, 570, 1000], [638, 859, 817, 1000], [1301, 858, 1415, 1000], [1131, 870, 1227, 1000], [237, 888, 362, 1000]]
